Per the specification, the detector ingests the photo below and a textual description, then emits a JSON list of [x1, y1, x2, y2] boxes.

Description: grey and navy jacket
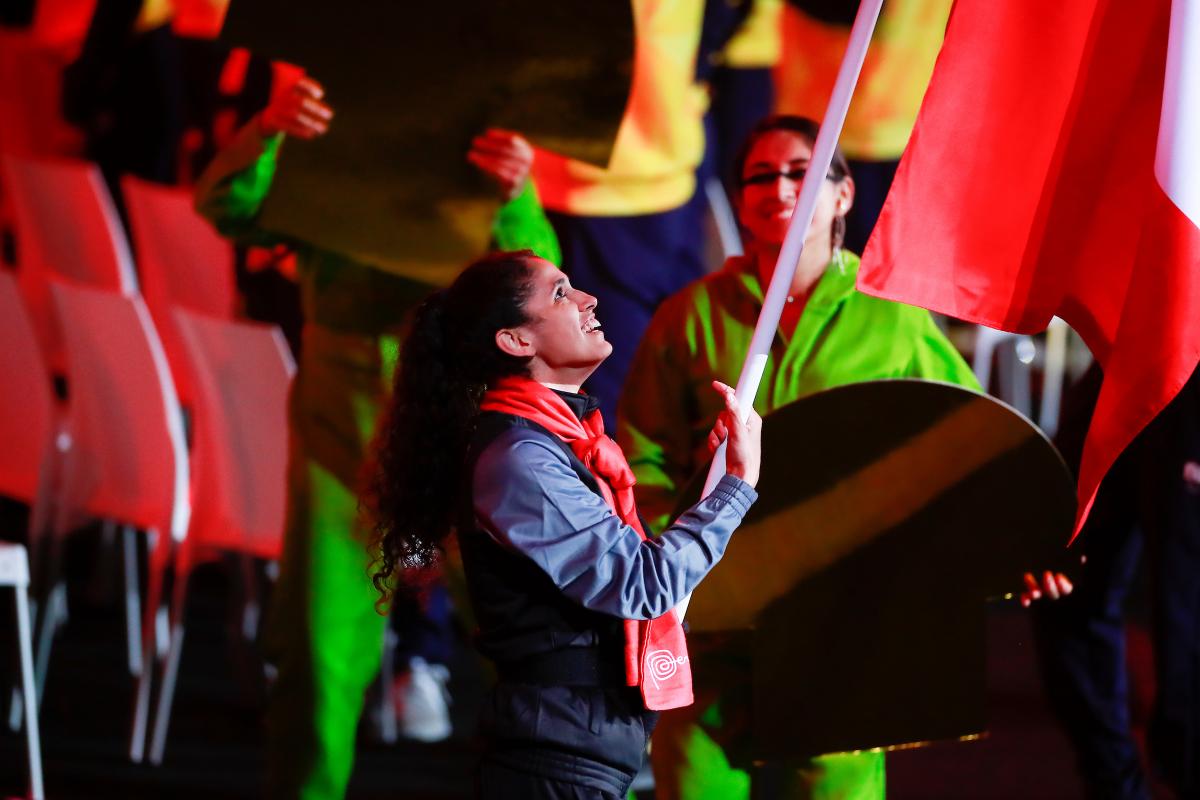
[[458, 391, 756, 791]]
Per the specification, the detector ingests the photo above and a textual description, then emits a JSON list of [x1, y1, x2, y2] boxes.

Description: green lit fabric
[[620, 251, 979, 533]]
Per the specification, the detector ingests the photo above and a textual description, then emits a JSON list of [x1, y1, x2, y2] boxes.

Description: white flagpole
[[677, 0, 886, 620]]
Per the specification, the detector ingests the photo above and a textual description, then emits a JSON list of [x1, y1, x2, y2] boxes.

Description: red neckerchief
[[480, 375, 693, 710]]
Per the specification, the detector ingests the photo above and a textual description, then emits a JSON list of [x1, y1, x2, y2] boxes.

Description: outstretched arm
[[471, 128, 562, 266], [194, 75, 331, 246], [473, 433, 757, 620]]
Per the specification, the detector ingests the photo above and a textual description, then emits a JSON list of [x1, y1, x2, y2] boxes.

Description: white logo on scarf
[[647, 650, 689, 689]]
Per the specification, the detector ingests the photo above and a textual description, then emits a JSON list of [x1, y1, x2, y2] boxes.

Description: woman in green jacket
[[618, 115, 979, 800]]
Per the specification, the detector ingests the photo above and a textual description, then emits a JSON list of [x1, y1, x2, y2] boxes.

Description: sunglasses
[[741, 167, 838, 187]]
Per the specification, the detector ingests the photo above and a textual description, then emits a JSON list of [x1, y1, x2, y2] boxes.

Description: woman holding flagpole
[[366, 250, 762, 799]]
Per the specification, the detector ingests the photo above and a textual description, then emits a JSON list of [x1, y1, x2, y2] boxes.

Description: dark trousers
[[547, 195, 709, 429], [475, 682, 652, 800], [476, 760, 627, 800], [1033, 366, 1200, 799]]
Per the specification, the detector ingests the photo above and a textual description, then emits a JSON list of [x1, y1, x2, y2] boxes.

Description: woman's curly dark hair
[[364, 250, 538, 608]]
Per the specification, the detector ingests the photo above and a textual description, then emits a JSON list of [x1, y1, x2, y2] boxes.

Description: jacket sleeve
[[618, 307, 700, 533], [472, 430, 757, 620], [193, 118, 288, 247], [906, 312, 982, 391], [491, 181, 562, 267], [196, 121, 563, 261]]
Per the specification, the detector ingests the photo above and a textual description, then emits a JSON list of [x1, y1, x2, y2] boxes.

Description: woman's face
[[737, 130, 853, 249], [499, 258, 612, 384]]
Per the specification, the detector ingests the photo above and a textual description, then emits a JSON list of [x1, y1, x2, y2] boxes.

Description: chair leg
[[27, 503, 73, 722], [1038, 318, 1069, 438], [972, 327, 997, 389], [32, 582, 65, 710], [9, 485, 56, 735], [7, 598, 33, 732], [148, 567, 191, 765], [122, 525, 143, 677], [15, 581, 46, 800], [130, 529, 168, 763]]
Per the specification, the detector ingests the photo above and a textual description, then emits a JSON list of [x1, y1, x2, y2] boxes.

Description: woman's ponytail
[[365, 251, 538, 607]]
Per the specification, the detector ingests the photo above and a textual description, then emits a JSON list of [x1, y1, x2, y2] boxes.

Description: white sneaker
[[395, 656, 452, 742]]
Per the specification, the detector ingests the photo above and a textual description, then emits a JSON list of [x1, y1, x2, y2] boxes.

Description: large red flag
[[858, 0, 1200, 532]]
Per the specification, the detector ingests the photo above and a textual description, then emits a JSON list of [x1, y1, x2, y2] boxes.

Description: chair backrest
[[0, 271, 56, 504], [50, 279, 189, 542], [121, 175, 236, 320], [174, 308, 294, 559], [2, 154, 139, 369], [120, 175, 238, 409], [1, 154, 137, 291]]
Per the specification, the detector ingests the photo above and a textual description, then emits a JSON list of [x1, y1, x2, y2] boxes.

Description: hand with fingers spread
[[707, 381, 762, 488], [258, 76, 333, 140], [468, 128, 534, 201], [1019, 569, 1075, 607]]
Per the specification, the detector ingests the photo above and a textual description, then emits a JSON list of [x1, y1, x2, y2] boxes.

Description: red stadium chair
[[47, 279, 190, 763], [121, 174, 238, 408], [1, 154, 138, 370], [145, 308, 294, 764], [0, 271, 60, 737], [120, 175, 236, 320]]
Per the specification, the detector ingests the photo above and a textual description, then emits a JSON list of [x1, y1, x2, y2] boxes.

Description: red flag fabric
[[857, 0, 1200, 533]]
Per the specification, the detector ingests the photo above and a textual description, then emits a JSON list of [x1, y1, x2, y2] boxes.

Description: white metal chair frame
[[972, 317, 1070, 438], [1, 543, 45, 800]]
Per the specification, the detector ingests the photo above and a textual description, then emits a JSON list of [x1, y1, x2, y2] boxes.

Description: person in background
[[774, 0, 952, 252], [1033, 363, 1200, 800], [532, 0, 710, 429], [619, 114, 978, 799], [194, 76, 559, 799], [699, 0, 781, 194]]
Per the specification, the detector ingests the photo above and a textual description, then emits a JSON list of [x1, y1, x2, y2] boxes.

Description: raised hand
[[468, 128, 534, 201], [259, 76, 333, 140], [707, 381, 762, 488], [1019, 569, 1075, 607]]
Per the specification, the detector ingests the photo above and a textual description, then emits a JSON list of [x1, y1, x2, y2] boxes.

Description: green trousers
[[263, 325, 395, 800], [650, 690, 885, 800]]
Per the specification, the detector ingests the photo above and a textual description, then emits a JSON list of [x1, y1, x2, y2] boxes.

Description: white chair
[[0, 543, 45, 800], [1037, 317, 1070, 438], [1, 154, 139, 369], [972, 326, 1034, 416], [972, 318, 1068, 436], [145, 308, 294, 764], [48, 278, 190, 762]]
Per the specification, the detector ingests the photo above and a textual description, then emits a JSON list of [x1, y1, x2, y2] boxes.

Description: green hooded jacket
[[619, 252, 980, 532]]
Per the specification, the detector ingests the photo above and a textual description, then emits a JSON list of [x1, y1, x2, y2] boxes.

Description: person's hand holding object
[[468, 128, 535, 201], [707, 381, 762, 488], [259, 76, 332, 140]]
